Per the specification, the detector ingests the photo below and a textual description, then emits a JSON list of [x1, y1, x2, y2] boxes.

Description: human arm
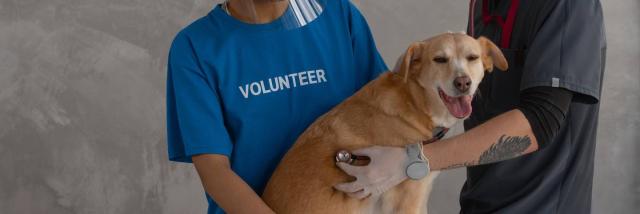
[[334, 87, 572, 197], [335, 0, 604, 198], [166, 33, 274, 212], [400, 0, 603, 171], [192, 154, 274, 214], [427, 110, 535, 170], [427, 86, 573, 169], [426, 0, 606, 169], [333, 109, 538, 198]]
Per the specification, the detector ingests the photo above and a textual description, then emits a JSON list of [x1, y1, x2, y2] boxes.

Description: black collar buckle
[[423, 127, 449, 145]]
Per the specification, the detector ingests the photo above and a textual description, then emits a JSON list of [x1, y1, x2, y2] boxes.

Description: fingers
[[335, 178, 403, 199], [369, 178, 396, 197], [334, 182, 371, 199], [333, 181, 389, 199], [350, 146, 382, 156], [334, 181, 364, 193], [336, 162, 365, 176], [347, 189, 371, 200]]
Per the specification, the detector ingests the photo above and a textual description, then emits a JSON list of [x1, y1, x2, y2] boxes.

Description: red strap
[[501, 0, 520, 48], [469, 0, 477, 36], [480, 0, 520, 48]]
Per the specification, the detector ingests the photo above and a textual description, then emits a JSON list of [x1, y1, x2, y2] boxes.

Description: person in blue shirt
[[166, 0, 387, 213]]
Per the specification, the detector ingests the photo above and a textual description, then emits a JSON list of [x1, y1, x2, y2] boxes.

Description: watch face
[[407, 161, 429, 180]]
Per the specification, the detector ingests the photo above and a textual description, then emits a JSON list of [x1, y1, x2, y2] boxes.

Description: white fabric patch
[[289, 0, 323, 28], [552, 77, 560, 87]]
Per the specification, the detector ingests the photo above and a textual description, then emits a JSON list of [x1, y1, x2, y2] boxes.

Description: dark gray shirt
[[462, 0, 607, 213]]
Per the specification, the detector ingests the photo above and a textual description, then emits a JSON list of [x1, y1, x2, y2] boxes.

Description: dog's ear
[[394, 42, 425, 82], [477, 37, 508, 72]]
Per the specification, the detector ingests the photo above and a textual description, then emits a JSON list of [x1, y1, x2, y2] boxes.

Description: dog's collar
[[423, 127, 449, 145]]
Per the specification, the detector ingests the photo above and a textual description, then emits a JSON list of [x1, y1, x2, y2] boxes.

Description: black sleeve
[[517, 87, 573, 149]]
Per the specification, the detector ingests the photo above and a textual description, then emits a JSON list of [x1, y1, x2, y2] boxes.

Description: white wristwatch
[[405, 143, 430, 180]]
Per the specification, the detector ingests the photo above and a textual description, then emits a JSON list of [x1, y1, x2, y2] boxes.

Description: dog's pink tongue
[[445, 95, 473, 119]]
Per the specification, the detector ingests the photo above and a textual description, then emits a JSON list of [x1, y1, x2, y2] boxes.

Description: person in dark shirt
[[335, 0, 606, 213]]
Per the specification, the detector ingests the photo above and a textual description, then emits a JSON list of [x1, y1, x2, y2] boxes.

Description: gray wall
[[0, 0, 637, 213]]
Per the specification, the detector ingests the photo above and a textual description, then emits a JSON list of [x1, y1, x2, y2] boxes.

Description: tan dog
[[262, 33, 508, 214]]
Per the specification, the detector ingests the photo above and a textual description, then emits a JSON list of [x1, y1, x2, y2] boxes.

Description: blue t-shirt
[[166, 0, 387, 213]]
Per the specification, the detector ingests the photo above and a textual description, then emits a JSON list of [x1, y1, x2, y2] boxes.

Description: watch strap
[[405, 143, 430, 180]]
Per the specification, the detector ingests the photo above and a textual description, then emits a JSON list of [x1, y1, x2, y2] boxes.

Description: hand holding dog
[[333, 145, 412, 199]]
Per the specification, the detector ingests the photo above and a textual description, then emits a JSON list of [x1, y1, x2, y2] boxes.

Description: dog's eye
[[433, 57, 449, 64], [467, 55, 479, 61]]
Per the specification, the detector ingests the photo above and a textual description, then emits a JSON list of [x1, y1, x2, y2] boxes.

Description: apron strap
[[469, 0, 478, 37], [477, 0, 520, 48]]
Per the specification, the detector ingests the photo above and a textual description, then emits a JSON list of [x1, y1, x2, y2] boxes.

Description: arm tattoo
[[442, 161, 476, 170], [478, 135, 531, 164]]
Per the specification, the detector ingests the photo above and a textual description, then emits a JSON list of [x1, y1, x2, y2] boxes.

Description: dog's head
[[394, 33, 508, 127]]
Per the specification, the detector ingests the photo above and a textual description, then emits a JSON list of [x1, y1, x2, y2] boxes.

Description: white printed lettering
[[250, 82, 261, 95], [307, 70, 317, 84], [260, 81, 271, 94], [298, 71, 308, 86], [288, 73, 298, 87], [268, 78, 280, 92], [317, 69, 327, 82], [238, 68, 328, 99], [278, 76, 290, 89], [239, 85, 250, 98]]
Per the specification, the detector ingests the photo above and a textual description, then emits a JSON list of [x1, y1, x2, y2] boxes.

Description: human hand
[[333, 143, 428, 199]]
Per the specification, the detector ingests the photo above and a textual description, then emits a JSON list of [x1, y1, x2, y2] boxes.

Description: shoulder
[[345, 0, 365, 15], [336, 0, 356, 10], [565, 0, 602, 8], [549, 0, 605, 37], [329, 0, 362, 18], [529, 0, 604, 37], [169, 13, 230, 66], [170, 13, 225, 54], [330, 0, 369, 30], [552, 0, 603, 16], [530, 0, 602, 18]]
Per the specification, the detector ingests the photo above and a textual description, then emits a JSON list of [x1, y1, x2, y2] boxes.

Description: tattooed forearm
[[478, 135, 531, 164], [441, 161, 476, 170]]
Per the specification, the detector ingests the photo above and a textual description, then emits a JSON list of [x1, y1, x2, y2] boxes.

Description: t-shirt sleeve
[[166, 33, 233, 163], [346, 1, 388, 83], [520, 0, 606, 103]]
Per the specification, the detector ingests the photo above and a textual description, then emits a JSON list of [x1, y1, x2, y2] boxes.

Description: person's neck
[[227, 0, 289, 24]]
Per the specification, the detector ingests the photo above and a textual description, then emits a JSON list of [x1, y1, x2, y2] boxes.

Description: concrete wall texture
[[0, 0, 637, 213]]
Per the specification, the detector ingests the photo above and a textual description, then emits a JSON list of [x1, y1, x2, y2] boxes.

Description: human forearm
[[424, 109, 539, 170], [334, 109, 538, 197], [192, 154, 274, 214]]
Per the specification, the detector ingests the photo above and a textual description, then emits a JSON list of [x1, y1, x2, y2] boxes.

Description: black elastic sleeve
[[517, 87, 573, 149]]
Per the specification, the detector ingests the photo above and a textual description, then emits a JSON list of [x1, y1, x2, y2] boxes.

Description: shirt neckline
[[209, 0, 328, 32], [210, 3, 292, 31]]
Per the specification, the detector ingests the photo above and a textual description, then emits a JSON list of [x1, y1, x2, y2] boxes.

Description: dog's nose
[[453, 76, 471, 93]]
